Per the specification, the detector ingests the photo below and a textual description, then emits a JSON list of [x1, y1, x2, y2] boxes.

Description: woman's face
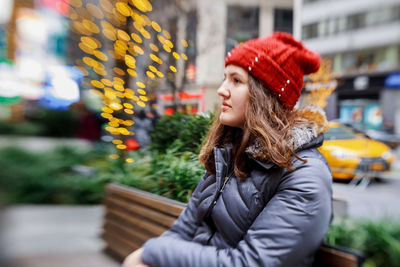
[[217, 64, 250, 128]]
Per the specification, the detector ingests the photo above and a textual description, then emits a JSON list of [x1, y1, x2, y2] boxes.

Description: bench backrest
[[102, 183, 364, 266]]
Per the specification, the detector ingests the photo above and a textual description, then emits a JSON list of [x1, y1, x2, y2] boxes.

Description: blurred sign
[[354, 76, 369, 90], [385, 73, 400, 88]]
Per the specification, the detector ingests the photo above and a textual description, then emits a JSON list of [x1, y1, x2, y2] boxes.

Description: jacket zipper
[[206, 175, 231, 244]]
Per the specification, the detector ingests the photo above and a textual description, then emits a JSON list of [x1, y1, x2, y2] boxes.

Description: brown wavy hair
[[199, 75, 311, 178]]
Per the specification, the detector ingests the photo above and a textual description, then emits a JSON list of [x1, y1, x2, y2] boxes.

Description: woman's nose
[[217, 84, 230, 99]]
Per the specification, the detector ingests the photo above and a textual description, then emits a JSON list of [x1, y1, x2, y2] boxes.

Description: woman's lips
[[222, 102, 231, 111]]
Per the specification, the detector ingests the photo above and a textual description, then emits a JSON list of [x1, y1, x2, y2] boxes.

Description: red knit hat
[[225, 32, 321, 110]]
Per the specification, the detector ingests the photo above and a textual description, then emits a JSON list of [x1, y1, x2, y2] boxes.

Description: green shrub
[[325, 219, 400, 267], [0, 146, 112, 204], [150, 113, 213, 154], [148, 149, 204, 202]]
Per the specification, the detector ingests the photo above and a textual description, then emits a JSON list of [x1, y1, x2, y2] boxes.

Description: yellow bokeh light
[[102, 106, 114, 113], [165, 40, 173, 48], [149, 54, 163, 64], [80, 36, 98, 49], [109, 154, 119, 159], [119, 128, 130, 135], [100, 20, 115, 31], [78, 42, 94, 55], [133, 45, 144, 55], [91, 80, 105, 88], [125, 55, 136, 68], [126, 158, 134, 163], [110, 103, 123, 110], [117, 29, 131, 41], [149, 65, 157, 72], [114, 83, 125, 92], [99, 0, 113, 12], [141, 14, 151, 26], [149, 43, 158, 52], [115, 2, 132, 16], [101, 79, 113, 87], [181, 53, 188, 60], [181, 39, 188, 47], [123, 103, 133, 109], [124, 109, 134, 114], [113, 67, 125, 76], [169, 66, 177, 72], [93, 50, 108, 61], [127, 68, 137, 77], [82, 19, 100, 34], [151, 21, 161, 32], [94, 67, 107, 76], [101, 113, 113, 119], [124, 120, 134, 126], [105, 90, 117, 100], [137, 89, 146, 95], [131, 33, 142, 43], [136, 82, 146, 89], [139, 28, 151, 39], [172, 52, 180, 59], [131, 0, 152, 13], [113, 77, 125, 84], [163, 44, 171, 52], [157, 34, 165, 44], [112, 139, 123, 145], [116, 144, 127, 150], [137, 101, 146, 107], [86, 3, 104, 19], [115, 40, 128, 51], [73, 21, 92, 36], [140, 96, 148, 101], [162, 29, 171, 39], [156, 71, 164, 78], [102, 29, 116, 41], [146, 71, 155, 79], [108, 121, 119, 127], [69, 0, 82, 8]]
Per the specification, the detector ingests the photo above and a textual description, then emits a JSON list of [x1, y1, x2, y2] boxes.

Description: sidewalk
[[0, 205, 120, 267]]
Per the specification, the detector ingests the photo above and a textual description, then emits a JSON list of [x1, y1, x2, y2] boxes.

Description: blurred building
[[296, 0, 400, 132], [153, 0, 293, 114]]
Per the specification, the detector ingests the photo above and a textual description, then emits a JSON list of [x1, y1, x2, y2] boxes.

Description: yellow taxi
[[318, 122, 396, 179]]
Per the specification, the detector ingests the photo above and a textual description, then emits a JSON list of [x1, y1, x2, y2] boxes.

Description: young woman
[[123, 32, 333, 267]]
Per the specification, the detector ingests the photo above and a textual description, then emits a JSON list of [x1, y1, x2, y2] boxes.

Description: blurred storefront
[[298, 0, 400, 132]]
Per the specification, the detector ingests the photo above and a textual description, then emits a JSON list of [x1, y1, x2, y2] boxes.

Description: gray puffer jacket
[[141, 134, 332, 267]]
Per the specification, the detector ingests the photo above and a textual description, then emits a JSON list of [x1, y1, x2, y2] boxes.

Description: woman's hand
[[122, 248, 150, 267]]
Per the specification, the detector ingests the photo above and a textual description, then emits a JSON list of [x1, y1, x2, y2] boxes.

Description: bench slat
[[106, 207, 167, 236], [105, 183, 185, 217], [103, 232, 140, 259], [104, 220, 154, 245], [105, 196, 177, 228]]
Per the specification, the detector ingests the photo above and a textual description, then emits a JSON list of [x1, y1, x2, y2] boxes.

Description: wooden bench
[[102, 183, 364, 267]]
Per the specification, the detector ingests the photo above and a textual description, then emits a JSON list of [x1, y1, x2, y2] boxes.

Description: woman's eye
[[233, 78, 240, 84]]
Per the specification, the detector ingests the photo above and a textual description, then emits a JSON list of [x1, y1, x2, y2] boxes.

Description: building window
[[302, 23, 318, 39], [347, 13, 366, 30], [303, 4, 400, 40], [226, 6, 259, 54], [274, 9, 293, 34]]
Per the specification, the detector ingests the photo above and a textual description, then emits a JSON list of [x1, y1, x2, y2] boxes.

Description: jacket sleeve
[[141, 158, 332, 267], [158, 171, 209, 241]]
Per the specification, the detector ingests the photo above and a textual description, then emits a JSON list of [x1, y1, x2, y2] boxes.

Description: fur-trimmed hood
[[246, 105, 328, 161]]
